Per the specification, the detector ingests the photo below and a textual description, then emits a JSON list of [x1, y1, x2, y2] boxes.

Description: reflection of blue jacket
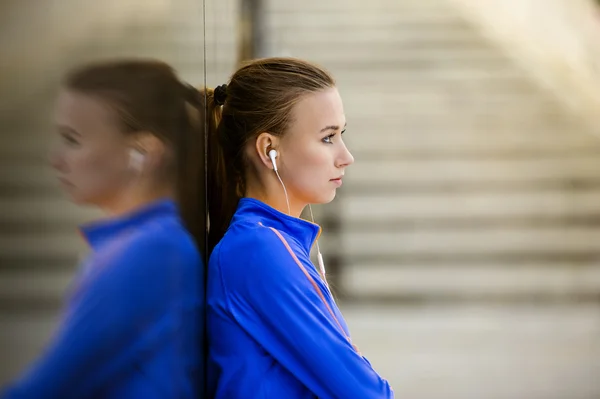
[[207, 197, 394, 399], [2, 199, 204, 399]]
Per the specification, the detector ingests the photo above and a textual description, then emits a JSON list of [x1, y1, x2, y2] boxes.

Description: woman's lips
[[58, 177, 74, 187], [330, 177, 343, 186]]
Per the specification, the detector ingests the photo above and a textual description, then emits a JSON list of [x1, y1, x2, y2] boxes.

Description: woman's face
[[50, 89, 133, 206], [277, 87, 354, 206]]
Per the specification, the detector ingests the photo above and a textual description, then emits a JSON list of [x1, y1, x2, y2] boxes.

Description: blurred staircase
[[264, 0, 600, 303]]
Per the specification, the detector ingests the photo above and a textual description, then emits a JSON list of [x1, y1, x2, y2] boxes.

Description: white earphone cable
[[308, 204, 327, 278], [272, 150, 327, 280], [274, 169, 291, 216]]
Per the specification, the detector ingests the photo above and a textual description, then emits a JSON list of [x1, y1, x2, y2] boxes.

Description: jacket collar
[[79, 198, 178, 250], [231, 197, 321, 253]]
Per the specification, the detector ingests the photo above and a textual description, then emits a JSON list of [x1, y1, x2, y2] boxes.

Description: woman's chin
[[63, 190, 93, 206], [317, 190, 337, 204]]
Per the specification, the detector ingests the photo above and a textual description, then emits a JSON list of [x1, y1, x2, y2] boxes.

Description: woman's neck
[[99, 187, 175, 218], [244, 188, 305, 218]]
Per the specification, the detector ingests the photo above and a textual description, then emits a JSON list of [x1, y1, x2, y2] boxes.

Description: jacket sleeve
[[218, 228, 394, 399], [1, 236, 197, 399]]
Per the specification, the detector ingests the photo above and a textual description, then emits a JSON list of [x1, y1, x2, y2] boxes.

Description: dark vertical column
[[238, 0, 267, 63]]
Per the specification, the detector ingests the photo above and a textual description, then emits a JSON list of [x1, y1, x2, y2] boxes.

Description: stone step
[[336, 75, 541, 95], [0, 232, 87, 260], [268, 0, 456, 13], [278, 52, 515, 73], [266, 26, 483, 48], [340, 85, 552, 103], [0, 197, 100, 226], [268, 12, 470, 30], [0, 163, 58, 193], [327, 226, 600, 258], [0, 269, 74, 305], [341, 262, 600, 299], [341, 303, 600, 399], [272, 45, 508, 65], [342, 128, 600, 155], [341, 94, 558, 116], [346, 111, 584, 131], [340, 189, 600, 222], [345, 155, 600, 185], [84, 40, 234, 66], [333, 67, 529, 83]]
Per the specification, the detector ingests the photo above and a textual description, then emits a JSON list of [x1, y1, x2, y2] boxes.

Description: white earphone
[[268, 149, 278, 172], [129, 149, 145, 171]]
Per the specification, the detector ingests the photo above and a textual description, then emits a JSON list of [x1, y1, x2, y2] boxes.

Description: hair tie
[[214, 84, 228, 106]]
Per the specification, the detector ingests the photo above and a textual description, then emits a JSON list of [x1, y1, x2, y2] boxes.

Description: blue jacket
[[2, 199, 204, 399], [207, 197, 394, 398]]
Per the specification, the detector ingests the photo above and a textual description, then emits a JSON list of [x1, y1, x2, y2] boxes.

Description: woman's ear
[[129, 132, 167, 172], [255, 132, 279, 170]]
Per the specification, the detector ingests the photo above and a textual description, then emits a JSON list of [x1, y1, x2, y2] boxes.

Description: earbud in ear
[[129, 149, 145, 171], [268, 149, 278, 172]]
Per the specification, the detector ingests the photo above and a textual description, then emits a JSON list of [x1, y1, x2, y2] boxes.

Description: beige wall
[[449, 0, 600, 125], [0, 0, 170, 113]]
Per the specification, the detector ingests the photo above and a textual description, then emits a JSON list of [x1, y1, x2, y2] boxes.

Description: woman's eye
[[322, 133, 335, 144], [62, 133, 80, 146]]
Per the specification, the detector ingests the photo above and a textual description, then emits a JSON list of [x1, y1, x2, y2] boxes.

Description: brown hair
[[206, 57, 335, 253], [63, 59, 207, 255]]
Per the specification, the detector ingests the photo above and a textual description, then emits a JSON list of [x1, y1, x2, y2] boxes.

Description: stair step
[[341, 96, 559, 117], [341, 86, 552, 103], [85, 41, 234, 65], [328, 226, 600, 257], [274, 46, 508, 65], [341, 263, 600, 299], [346, 111, 583, 130], [281, 53, 514, 73], [343, 129, 600, 155], [269, 0, 457, 13], [333, 67, 528, 82], [269, 13, 469, 30], [0, 163, 57, 192], [337, 79, 542, 97], [0, 269, 74, 305], [267, 27, 483, 48], [345, 155, 600, 185], [341, 189, 600, 222], [342, 303, 600, 399], [0, 197, 100, 225], [0, 232, 87, 260]]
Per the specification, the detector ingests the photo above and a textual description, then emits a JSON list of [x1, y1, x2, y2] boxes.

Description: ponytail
[[174, 87, 210, 256], [206, 86, 240, 254], [178, 83, 241, 256]]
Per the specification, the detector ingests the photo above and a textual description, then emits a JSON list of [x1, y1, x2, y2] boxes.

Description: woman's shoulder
[[210, 221, 297, 283], [102, 217, 201, 269], [215, 221, 285, 256]]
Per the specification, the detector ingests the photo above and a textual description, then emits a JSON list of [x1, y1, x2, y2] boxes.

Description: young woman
[[1, 60, 206, 398], [205, 57, 394, 398]]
